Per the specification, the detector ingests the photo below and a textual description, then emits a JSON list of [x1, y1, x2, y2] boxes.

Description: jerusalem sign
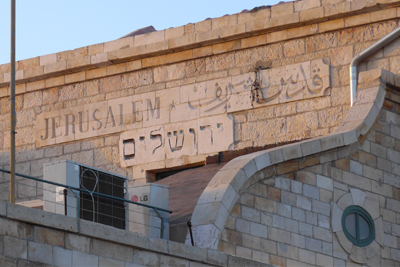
[[35, 59, 329, 167]]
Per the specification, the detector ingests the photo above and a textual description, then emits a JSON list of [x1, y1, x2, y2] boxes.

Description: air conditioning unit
[[43, 160, 169, 239], [127, 183, 169, 239], [43, 160, 127, 229]]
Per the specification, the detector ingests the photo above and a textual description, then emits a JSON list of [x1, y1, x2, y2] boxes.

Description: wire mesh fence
[[0, 168, 171, 239]]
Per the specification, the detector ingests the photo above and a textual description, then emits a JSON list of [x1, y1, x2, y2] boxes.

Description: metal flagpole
[[10, 0, 16, 203]]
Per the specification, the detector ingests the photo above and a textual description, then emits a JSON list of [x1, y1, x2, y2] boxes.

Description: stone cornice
[[0, 0, 400, 95]]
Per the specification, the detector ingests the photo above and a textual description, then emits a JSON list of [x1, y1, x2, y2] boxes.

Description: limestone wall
[[0, 0, 400, 200], [0, 200, 271, 267], [212, 77, 400, 266]]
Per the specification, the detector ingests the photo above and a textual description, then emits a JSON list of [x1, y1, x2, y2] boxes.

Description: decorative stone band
[[186, 68, 394, 249]]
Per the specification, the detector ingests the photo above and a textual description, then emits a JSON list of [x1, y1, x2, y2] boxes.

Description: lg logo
[[131, 195, 148, 202]]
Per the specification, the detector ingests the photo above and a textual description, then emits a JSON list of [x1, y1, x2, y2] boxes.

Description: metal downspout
[[350, 26, 400, 106], [350, 28, 400, 106]]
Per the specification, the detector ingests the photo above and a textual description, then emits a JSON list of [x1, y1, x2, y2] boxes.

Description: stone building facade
[[190, 69, 400, 266], [0, 0, 400, 265]]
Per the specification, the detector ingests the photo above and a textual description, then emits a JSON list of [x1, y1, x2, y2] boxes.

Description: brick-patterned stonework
[[4, 0, 389, 188], [4, 12, 400, 188], [0, 0, 400, 265], [188, 71, 400, 266], [0, 201, 271, 267]]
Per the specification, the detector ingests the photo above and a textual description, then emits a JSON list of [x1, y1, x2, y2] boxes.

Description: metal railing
[[0, 168, 172, 239]]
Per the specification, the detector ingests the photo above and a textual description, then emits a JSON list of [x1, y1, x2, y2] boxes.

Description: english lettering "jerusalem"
[[36, 96, 161, 146]]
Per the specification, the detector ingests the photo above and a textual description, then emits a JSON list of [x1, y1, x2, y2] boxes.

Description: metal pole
[[10, 0, 16, 204], [153, 208, 164, 239], [187, 221, 194, 246], [63, 189, 68, 215], [67, 187, 81, 232]]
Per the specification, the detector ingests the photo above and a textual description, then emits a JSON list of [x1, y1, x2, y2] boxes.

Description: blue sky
[[0, 0, 280, 65]]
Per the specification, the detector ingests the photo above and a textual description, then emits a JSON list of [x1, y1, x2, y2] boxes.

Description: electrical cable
[[80, 168, 99, 222]]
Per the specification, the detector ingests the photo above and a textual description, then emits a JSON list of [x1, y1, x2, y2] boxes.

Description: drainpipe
[[350, 26, 400, 106]]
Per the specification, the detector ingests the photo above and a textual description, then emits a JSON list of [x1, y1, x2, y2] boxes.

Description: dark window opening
[[155, 165, 204, 181]]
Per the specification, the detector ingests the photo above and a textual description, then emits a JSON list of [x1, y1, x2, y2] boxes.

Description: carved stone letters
[[36, 94, 165, 147], [35, 59, 330, 169], [119, 115, 233, 167], [254, 59, 330, 107]]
